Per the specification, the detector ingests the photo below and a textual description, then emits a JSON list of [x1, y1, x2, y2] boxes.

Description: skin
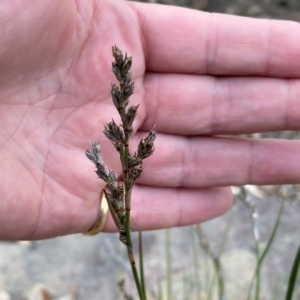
[[1, 0, 300, 240]]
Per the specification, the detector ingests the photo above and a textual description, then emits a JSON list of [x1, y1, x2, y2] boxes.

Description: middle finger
[[141, 73, 300, 135], [134, 133, 300, 187]]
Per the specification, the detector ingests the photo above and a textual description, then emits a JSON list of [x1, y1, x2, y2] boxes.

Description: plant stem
[[127, 246, 145, 300], [139, 231, 147, 300], [196, 224, 225, 300], [123, 133, 145, 300], [285, 243, 300, 300], [190, 227, 201, 300], [247, 198, 285, 300], [124, 187, 145, 299]]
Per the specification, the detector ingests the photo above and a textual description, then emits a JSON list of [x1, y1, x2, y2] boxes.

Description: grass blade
[[139, 231, 147, 300], [247, 198, 285, 300], [285, 243, 300, 300], [190, 226, 201, 299], [196, 224, 226, 300], [157, 279, 163, 300]]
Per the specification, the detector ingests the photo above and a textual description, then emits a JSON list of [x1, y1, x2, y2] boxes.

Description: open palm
[[2, 0, 300, 240], [0, 0, 148, 239]]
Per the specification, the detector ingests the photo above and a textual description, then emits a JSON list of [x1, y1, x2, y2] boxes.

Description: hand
[[1, 0, 299, 240]]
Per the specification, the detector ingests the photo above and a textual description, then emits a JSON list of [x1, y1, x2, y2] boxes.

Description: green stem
[[247, 198, 285, 300], [285, 243, 300, 300], [127, 246, 145, 300], [254, 239, 261, 300], [196, 225, 225, 300], [125, 189, 132, 247], [139, 231, 147, 299], [124, 193, 145, 300], [190, 227, 201, 299], [123, 140, 145, 300]]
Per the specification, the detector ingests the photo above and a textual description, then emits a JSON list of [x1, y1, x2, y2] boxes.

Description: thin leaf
[[139, 232, 147, 300], [285, 243, 300, 300], [247, 198, 285, 300], [190, 226, 201, 300]]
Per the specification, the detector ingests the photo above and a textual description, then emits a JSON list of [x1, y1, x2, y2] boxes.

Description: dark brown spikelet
[[137, 129, 156, 159]]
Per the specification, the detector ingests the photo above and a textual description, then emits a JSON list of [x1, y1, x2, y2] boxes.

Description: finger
[[132, 134, 300, 187], [141, 73, 300, 135], [130, 2, 300, 77], [103, 186, 232, 232]]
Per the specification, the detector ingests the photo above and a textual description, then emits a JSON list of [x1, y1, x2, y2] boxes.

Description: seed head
[[103, 120, 124, 143], [137, 129, 156, 159]]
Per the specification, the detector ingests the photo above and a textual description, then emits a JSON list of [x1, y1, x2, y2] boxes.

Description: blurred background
[[1, 1, 300, 300]]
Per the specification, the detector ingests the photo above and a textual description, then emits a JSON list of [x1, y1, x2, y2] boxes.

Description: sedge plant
[[86, 46, 155, 300]]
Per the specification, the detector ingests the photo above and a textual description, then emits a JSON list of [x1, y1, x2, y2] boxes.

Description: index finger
[[130, 2, 300, 77]]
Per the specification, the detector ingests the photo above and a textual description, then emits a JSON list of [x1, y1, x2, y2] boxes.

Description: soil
[[1, 1, 300, 300]]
